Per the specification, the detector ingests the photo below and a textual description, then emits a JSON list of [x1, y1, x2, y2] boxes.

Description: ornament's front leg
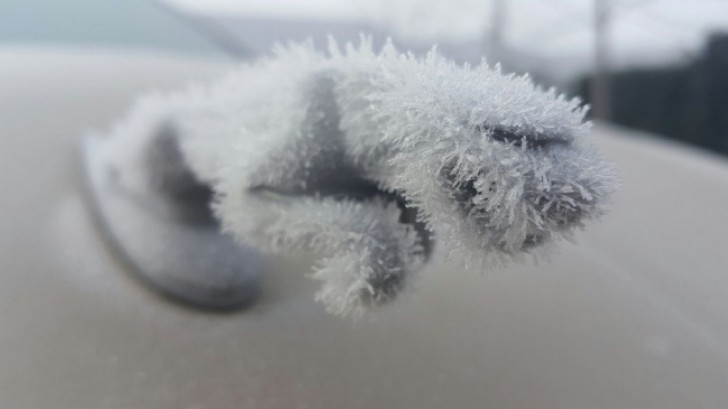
[[218, 172, 428, 317], [308, 198, 426, 316]]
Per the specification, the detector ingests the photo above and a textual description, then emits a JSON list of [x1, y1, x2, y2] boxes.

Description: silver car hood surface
[[2, 47, 728, 409]]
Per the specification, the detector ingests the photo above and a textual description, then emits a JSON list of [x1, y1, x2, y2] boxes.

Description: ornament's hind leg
[[86, 114, 263, 310]]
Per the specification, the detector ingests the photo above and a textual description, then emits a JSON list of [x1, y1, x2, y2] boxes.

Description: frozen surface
[[98, 39, 615, 315], [1, 48, 728, 409]]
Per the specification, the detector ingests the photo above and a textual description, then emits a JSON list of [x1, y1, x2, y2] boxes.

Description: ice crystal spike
[[98, 36, 617, 317]]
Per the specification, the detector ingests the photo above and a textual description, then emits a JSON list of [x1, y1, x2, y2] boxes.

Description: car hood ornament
[[85, 37, 617, 317]]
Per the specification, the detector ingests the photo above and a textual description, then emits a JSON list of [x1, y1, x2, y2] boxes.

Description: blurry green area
[[0, 0, 224, 57], [576, 33, 728, 156]]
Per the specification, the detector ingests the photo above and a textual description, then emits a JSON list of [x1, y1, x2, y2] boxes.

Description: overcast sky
[[166, 0, 728, 76]]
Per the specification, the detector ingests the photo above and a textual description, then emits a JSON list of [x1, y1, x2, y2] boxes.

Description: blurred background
[[3, 0, 728, 155]]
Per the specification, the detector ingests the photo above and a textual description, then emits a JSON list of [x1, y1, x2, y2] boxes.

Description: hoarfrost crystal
[[100, 37, 617, 317]]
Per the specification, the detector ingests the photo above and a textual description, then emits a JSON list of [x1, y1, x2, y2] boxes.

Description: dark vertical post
[[592, 0, 611, 120], [489, 0, 506, 65]]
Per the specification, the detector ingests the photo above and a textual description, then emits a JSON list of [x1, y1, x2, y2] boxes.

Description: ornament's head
[[375, 61, 617, 265]]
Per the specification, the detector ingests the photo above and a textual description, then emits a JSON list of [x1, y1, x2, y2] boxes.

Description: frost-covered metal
[[99, 37, 617, 317]]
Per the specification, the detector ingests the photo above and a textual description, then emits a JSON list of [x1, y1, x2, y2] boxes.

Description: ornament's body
[[100, 39, 616, 316]]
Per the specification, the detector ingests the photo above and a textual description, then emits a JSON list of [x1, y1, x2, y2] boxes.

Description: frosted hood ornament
[[88, 37, 617, 317]]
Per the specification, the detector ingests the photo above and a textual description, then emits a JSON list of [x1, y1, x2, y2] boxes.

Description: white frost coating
[[223, 193, 424, 316], [98, 37, 617, 317]]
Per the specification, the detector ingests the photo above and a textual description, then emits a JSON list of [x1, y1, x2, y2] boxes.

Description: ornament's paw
[[299, 198, 426, 317], [311, 240, 420, 317]]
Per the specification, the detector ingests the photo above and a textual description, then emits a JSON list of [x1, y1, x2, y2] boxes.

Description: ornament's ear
[[476, 124, 571, 148]]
